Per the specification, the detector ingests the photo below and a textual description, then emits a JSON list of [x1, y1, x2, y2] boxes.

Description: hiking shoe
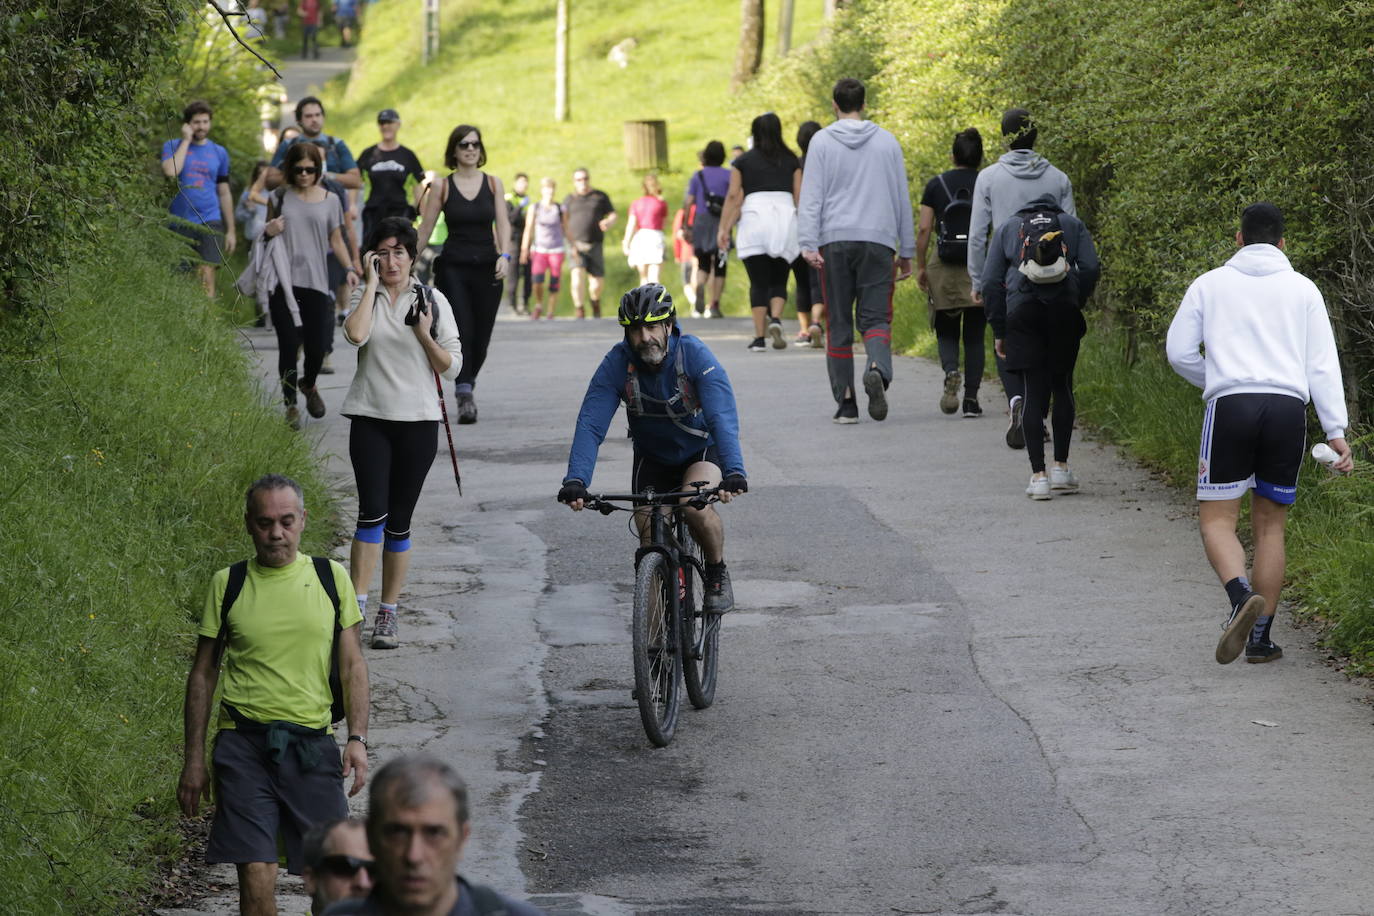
[[1216, 593, 1266, 664], [702, 564, 735, 614], [833, 398, 859, 424], [809, 324, 823, 348], [457, 392, 478, 424], [1025, 474, 1052, 500], [1049, 466, 1080, 492], [863, 368, 888, 421], [768, 319, 787, 349], [302, 385, 326, 419], [748, 337, 767, 352], [1006, 395, 1026, 449], [940, 371, 961, 414], [319, 354, 336, 375], [285, 405, 302, 430], [962, 397, 982, 418], [1245, 639, 1283, 663], [371, 608, 399, 649]]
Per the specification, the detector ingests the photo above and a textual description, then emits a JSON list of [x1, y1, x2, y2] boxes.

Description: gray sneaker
[[703, 563, 735, 614], [863, 368, 888, 421], [940, 371, 961, 414], [1216, 593, 1265, 665], [371, 608, 399, 649]]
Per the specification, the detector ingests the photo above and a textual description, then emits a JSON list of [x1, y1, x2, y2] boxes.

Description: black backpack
[[934, 173, 972, 264], [1015, 207, 1070, 285], [215, 556, 347, 725]]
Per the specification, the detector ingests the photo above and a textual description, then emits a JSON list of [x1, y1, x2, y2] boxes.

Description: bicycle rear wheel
[[632, 552, 682, 746], [680, 550, 719, 709]]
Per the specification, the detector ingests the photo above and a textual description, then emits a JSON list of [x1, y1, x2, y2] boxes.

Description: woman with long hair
[[717, 113, 801, 351], [341, 216, 462, 649], [260, 141, 359, 428], [622, 173, 668, 283], [520, 177, 570, 319], [792, 121, 825, 347], [415, 124, 512, 424]]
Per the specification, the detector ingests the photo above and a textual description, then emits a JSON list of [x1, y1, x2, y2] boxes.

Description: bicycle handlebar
[[582, 482, 722, 514]]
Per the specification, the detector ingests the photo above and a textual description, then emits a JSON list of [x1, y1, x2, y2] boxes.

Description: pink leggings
[[530, 250, 564, 292]]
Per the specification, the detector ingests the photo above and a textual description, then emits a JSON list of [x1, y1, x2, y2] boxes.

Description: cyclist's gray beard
[[635, 341, 666, 367]]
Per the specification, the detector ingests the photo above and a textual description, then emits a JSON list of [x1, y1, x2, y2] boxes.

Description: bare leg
[[752, 306, 766, 338], [1249, 494, 1290, 614], [200, 264, 216, 298], [237, 862, 278, 916], [1199, 498, 1246, 584], [530, 280, 546, 318], [349, 538, 382, 597], [680, 460, 724, 563], [646, 263, 661, 283], [570, 265, 587, 318], [769, 295, 785, 321], [380, 549, 412, 606], [587, 275, 605, 317]]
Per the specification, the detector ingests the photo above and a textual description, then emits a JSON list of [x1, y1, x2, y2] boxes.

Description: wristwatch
[[347, 734, 368, 747]]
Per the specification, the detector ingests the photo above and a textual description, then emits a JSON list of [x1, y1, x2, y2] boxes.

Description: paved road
[[170, 310, 1374, 915]]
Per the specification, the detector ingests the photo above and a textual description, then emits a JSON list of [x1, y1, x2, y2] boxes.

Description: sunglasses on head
[[318, 854, 375, 877], [292, 166, 319, 175], [457, 140, 481, 150]]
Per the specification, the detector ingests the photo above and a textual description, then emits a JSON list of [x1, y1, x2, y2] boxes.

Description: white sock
[[380, 601, 397, 615], [356, 593, 368, 621]]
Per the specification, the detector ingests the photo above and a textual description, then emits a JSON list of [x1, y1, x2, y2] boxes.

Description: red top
[[630, 195, 667, 231], [299, 0, 321, 26]]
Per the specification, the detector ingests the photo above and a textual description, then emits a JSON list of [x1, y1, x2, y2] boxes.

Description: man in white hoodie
[[799, 78, 916, 424], [1166, 202, 1352, 665]]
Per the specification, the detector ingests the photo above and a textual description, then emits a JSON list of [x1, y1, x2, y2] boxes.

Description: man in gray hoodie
[[967, 109, 1075, 442], [799, 78, 916, 424]]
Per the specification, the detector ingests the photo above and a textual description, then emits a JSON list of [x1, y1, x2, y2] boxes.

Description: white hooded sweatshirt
[[1166, 244, 1347, 439]]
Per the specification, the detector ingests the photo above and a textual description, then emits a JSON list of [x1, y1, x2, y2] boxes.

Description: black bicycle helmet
[[617, 283, 675, 327]]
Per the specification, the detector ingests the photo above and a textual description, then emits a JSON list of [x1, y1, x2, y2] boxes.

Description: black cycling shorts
[[1197, 392, 1306, 505], [631, 445, 720, 497]]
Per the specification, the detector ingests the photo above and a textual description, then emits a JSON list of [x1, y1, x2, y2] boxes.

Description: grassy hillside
[[320, 0, 825, 315]]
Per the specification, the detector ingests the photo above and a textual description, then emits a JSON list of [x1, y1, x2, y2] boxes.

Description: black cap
[[377, 109, 400, 123]]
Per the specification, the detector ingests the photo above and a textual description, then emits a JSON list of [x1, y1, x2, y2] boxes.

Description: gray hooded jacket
[[967, 149, 1075, 287], [797, 119, 915, 258]]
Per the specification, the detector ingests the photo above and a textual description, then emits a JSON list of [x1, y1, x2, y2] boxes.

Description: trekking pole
[[434, 371, 462, 496]]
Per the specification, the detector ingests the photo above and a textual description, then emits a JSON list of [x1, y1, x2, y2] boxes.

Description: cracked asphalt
[[167, 312, 1374, 916]]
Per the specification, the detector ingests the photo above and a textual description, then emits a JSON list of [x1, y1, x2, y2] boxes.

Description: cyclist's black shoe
[[703, 563, 735, 614], [1245, 639, 1283, 663]]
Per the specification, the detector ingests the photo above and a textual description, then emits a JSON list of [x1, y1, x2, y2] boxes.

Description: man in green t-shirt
[[179, 474, 370, 916]]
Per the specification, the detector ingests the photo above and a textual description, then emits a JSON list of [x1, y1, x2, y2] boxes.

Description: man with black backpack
[[917, 128, 984, 417], [179, 474, 369, 916], [980, 195, 1099, 500]]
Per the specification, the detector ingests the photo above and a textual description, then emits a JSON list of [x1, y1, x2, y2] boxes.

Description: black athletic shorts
[[695, 248, 728, 278], [631, 445, 720, 497], [570, 241, 605, 278], [1197, 392, 1306, 505]]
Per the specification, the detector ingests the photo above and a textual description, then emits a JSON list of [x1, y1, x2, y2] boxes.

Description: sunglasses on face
[[318, 854, 375, 877], [292, 166, 319, 175], [457, 140, 481, 150]]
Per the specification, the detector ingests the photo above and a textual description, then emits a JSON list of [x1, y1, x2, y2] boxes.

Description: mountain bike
[[583, 482, 722, 747]]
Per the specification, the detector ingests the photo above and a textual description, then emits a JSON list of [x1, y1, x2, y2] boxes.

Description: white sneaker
[[1049, 466, 1079, 492], [1025, 475, 1052, 500]]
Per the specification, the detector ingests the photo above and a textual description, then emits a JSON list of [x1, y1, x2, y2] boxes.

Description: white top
[[342, 284, 463, 422], [1166, 244, 1348, 439], [736, 191, 800, 262]]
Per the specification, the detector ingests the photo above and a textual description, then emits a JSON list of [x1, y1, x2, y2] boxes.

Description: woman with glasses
[[261, 141, 359, 428], [342, 216, 462, 650], [415, 125, 512, 424]]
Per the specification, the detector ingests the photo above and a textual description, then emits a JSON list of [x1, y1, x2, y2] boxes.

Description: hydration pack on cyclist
[[622, 342, 705, 440]]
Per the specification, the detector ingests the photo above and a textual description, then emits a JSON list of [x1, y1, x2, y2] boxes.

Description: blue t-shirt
[[270, 133, 358, 176], [162, 138, 230, 224]]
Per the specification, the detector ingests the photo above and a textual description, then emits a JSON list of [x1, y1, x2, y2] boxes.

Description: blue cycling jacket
[[564, 326, 745, 487]]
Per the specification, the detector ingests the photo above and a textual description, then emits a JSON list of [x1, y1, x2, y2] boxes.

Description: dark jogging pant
[[821, 241, 895, 405]]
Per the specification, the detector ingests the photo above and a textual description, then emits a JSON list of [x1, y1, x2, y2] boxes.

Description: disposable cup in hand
[[1311, 443, 1339, 466]]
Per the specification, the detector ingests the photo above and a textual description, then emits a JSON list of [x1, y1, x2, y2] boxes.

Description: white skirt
[[627, 228, 665, 266], [735, 191, 799, 262]]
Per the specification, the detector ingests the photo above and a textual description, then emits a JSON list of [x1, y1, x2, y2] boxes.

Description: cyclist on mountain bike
[[558, 283, 747, 613]]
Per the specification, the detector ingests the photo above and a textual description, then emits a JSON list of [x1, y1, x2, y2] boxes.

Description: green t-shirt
[[198, 554, 362, 730]]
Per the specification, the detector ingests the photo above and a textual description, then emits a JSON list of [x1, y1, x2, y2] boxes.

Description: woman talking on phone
[[342, 216, 462, 650]]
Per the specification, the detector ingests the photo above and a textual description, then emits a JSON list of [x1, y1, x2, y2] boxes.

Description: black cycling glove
[[558, 481, 589, 504], [720, 474, 748, 495]]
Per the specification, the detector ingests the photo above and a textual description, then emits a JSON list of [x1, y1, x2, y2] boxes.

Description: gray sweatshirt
[[797, 119, 916, 258], [967, 149, 1075, 286]]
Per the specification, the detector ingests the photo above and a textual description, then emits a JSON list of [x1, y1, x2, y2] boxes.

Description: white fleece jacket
[[1166, 244, 1347, 439], [342, 284, 463, 422]]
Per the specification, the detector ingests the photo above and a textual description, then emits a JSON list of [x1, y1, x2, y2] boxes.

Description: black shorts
[[206, 728, 347, 874], [632, 445, 720, 496], [570, 241, 605, 278], [1197, 393, 1306, 505], [170, 219, 226, 265], [695, 249, 728, 278]]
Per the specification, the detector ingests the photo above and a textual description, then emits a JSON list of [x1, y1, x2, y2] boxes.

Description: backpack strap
[[464, 883, 509, 916], [310, 556, 341, 625], [935, 172, 953, 205], [267, 186, 287, 222], [213, 560, 250, 667]]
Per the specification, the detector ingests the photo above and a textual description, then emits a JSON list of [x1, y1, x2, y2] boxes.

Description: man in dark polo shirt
[[561, 167, 616, 319]]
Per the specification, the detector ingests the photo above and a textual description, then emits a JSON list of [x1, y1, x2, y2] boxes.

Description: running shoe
[[1216, 593, 1266, 664], [768, 319, 787, 349], [457, 392, 478, 424], [302, 385, 326, 419], [319, 354, 336, 375], [708, 306, 723, 319], [1049, 466, 1080, 492], [794, 330, 812, 345], [833, 398, 859, 424], [1025, 474, 1052, 500], [370, 608, 399, 650], [863, 368, 888, 421], [962, 397, 982, 418], [809, 324, 823, 348], [748, 337, 767, 352], [1006, 395, 1026, 449], [285, 405, 302, 430], [940, 371, 961, 414], [1245, 639, 1283, 663], [693, 308, 706, 319], [703, 564, 735, 614]]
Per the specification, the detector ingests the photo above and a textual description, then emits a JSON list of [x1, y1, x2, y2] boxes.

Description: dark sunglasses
[[292, 166, 320, 175], [457, 140, 481, 149], [318, 854, 375, 877]]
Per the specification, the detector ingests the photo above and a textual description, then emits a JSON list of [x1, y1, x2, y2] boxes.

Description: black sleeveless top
[[439, 173, 498, 265]]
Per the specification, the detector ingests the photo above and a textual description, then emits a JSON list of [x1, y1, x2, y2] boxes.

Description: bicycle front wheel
[[632, 552, 682, 747], [680, 552, 719, 710]]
